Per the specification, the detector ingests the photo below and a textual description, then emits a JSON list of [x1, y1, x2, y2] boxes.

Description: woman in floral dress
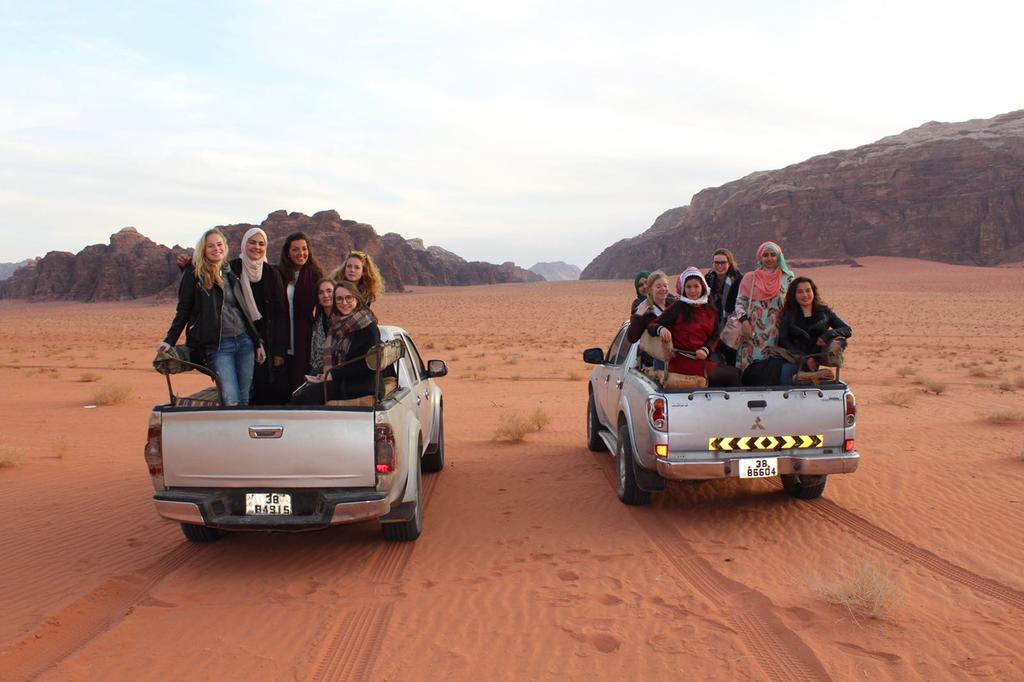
[[734, 241, 794, 377]]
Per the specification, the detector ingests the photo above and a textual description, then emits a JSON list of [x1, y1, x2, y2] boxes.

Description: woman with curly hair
[[278, 232, 325, 390], [330, 250, 384, 306], [777, 276, 852, 384]]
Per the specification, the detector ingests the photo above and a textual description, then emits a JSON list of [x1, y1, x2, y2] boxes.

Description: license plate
[[245, 492, 292, 515], [738, 457, 778, 479]]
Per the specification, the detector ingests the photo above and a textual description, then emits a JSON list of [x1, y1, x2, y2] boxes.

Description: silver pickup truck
[[584, 323, 858, 505], [144, 325, 446, 543]]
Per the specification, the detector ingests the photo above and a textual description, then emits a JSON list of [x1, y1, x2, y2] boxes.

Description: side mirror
[[582, 347, 605, 365], [426, 359, 448, 378]]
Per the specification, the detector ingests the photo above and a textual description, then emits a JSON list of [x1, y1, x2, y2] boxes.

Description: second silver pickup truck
[[584, 323, 859, 505]]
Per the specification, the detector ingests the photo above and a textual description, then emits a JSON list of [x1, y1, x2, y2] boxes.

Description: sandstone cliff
[[0, 211, 541, 301], [529, 261, 581, 281], [582, 110, 1024, 278]]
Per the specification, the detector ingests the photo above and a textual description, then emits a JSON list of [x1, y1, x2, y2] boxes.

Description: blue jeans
[[780, 362, 800, 385], [207, 334, 255, 406]]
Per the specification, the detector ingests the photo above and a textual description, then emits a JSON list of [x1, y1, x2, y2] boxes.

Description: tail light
[[144, 411, 165, 490], [374, 423, 396, 475], [844, 439, 855, 452], [648, 397, 667, 432], [845, 393, 857, 427]]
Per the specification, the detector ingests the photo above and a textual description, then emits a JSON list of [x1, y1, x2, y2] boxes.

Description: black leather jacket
[[163, 264, 262, 350], [777, 307, 851, 356]]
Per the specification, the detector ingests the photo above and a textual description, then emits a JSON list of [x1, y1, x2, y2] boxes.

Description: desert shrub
[[424, 341, 435, 350], [566, 370, 581, 381], [921, 379, 947, 395], [51, 438, 68, 459], [0, 445, 16, 468], [998, 383, 1015, 392], [879, 391, 914, 408], [92, 384, 133, 406], [895, 366, 916, 378], [78, 372, 102, 383], [528, 406, 551, 431], [815, 560, 897, 621], [986, 409, 1024, 425], [494, 413, 532, 442], [968, 366, 988, 378]]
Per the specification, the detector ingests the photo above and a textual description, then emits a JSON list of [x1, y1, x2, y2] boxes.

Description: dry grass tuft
[[921, 379, 947, 395], [814, 560, 897, 622], [528, 406, 551, 432], [895, 366, 916, 378], [968, 366, 988, 378], [566, 370, 581, 381], [986, 409, 1024, 425], [494, 413, 532, 442], [91, 384, 133, 406], [879, 391, 914, 408], [0, 445, 17, 469], [78, 372, 102, 383], [51, 438, 68, 460]]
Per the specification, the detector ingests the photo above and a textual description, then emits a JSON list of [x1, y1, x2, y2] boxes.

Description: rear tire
[[180, 523, 225, 543], [587, 392, 607, 452], [615, 424, 651, 506], [382, 456, 423, 542], [781, 473, 827, 500], [421, 406, 445, 473]]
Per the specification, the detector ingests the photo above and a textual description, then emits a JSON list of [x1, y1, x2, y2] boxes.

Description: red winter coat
[[649, 301, 719, 376]]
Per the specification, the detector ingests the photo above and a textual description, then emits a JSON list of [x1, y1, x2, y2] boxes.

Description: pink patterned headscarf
[[738, 241, 792, 302]]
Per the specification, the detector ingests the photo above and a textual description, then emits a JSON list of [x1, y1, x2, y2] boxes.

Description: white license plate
[[738, 457, 778, 479], [245, 492, 292, 515]]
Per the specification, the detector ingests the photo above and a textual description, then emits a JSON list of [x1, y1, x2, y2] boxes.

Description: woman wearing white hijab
[[232, 227, 289, 404], [648, 267, 741, 386]]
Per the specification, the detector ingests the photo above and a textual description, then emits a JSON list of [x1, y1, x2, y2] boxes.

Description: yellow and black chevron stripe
[[708, 435, 824, 451]]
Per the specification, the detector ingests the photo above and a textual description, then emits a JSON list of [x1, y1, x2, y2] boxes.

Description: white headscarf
[[677, 266, 710, 306], [238, 227, 267, 322]]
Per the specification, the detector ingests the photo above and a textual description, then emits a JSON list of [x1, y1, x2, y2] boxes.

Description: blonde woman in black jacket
[[160, 229, 266, 406]]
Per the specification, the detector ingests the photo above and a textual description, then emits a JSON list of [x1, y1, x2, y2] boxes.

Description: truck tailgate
[[161, 409, 376, 488], [666, 387, 847, 453]]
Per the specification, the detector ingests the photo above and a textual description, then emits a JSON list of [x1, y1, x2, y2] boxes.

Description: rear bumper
[[153, 488, 390, 531], [655, 451, 859, 480]]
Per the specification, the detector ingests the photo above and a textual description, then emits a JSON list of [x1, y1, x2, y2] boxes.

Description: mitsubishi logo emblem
[[750, 416, 766, 430]]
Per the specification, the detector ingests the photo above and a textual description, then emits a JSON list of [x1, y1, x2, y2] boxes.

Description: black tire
[[615, 424, 651, 506], [382, 456, 423, 542], [781, 473, 827, 500], [180, 523, 226, 543], [421, 406, 445, 473], [587, 392, 608, 452]]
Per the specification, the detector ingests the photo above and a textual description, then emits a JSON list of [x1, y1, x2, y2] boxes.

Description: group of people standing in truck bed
[[626, 241, 853, 387], [158, 228, 386, 406]]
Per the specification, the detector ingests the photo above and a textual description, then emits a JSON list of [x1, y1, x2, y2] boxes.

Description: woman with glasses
[[705, 248, 743, 366], [290, 282, 381, 405], [330, 250, 385, 306]]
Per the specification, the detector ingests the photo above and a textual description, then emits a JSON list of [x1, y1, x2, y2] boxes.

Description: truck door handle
[[248, 426, 283, 439], [615, 379, 623, 389], [604, 375, 610, 383], [747, 400, 767, 409], [416, 397, 421, 406]]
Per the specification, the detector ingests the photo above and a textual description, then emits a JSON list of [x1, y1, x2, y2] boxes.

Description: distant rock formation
[[0, 210, 541, 301], [529, 261, 581, 281], [582, 110, 1024, 278], [0, 258, 38, 281]]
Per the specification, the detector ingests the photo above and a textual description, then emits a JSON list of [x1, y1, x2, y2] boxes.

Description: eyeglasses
[[713, 260, 728, 265], [336, 295, 358, 303]]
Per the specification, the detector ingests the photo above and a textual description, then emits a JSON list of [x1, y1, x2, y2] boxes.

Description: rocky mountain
[[0, 259, 37, 281], [0, 210, 542, 301], [529, 261, 581, 281], [582, 110, 1024, 278]]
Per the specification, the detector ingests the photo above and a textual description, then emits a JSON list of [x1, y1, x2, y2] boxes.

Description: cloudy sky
[[1, 0, 1020, 267]]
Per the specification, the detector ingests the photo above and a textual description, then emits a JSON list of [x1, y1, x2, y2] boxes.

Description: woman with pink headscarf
[[734, 242, 794, 379]]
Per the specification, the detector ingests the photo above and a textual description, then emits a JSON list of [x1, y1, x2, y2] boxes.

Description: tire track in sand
[[769, 483, 1024, 612], [0, 544, 198, 682], [308, 470, 441, 681], [596, 457, 830, 682]]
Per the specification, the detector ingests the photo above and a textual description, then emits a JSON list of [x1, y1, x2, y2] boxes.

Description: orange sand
[[1, 257, 1023, 680]]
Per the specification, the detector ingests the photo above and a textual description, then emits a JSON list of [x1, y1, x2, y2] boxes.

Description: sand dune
[[1, 257, 1022, 680]]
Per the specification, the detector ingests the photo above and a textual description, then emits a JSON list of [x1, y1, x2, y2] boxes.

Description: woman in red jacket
[[648, 267, 741, 387]]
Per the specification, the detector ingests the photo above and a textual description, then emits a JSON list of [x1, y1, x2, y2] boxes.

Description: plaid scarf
[[324, 307, 376, 370]]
